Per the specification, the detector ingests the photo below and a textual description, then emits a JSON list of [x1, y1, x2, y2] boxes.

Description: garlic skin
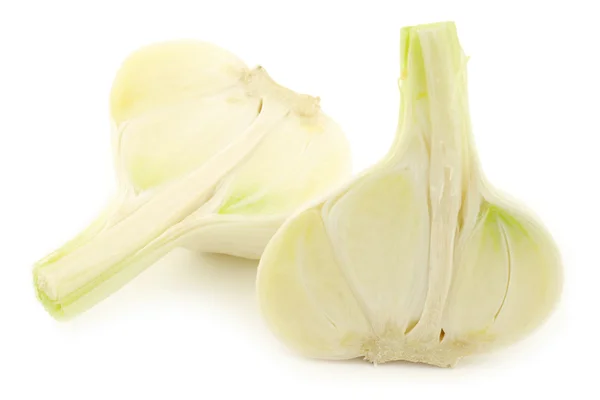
[[256, 22, 562, 367], [34, 41, 351, 319]]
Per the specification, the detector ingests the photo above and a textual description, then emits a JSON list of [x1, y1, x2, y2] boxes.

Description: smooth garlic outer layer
[[256, 22, 562, 367], [34, 41, 351, 319]]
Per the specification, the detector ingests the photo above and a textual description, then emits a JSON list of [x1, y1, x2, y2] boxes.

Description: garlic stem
[[34, 98, 287, 317], [388, 23, 471, 342]]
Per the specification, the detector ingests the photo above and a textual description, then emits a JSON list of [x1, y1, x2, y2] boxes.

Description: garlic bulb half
[[34, 41, 351, 319], [256, 22, 562, 367]]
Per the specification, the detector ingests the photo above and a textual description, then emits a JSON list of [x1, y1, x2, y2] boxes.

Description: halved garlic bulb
[[256, 22, 562, 367], [34, 41, 351, 319]]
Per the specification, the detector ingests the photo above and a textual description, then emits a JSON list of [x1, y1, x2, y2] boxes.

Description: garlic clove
[[258, 208, 371, 360], [321, 169, 430, 334], [110, 40, 247, 123], [441, 203, 511, 340], [483, 203, 562, 342], [119, 88, 261, 191], [220, 110, 350, 216]]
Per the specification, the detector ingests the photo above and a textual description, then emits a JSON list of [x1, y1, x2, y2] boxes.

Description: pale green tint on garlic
[[33, 41, 351, 319], [256, 22, 562, 367]]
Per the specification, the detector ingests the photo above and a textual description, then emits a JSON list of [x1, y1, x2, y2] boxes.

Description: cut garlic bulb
[[256, 22, 562, 367], [34, 40, 351, 319]]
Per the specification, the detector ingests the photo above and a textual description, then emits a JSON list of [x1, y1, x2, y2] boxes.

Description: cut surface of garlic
[[256, 22, 562, 367], [34, 41, 351, 319]]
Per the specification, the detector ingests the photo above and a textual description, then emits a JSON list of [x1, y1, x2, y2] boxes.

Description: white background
[[1, 0, 598, 398]]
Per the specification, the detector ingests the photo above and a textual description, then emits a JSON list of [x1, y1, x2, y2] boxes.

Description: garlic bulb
[[256, 22, 562, 367], [34, 40, 351, 319]]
